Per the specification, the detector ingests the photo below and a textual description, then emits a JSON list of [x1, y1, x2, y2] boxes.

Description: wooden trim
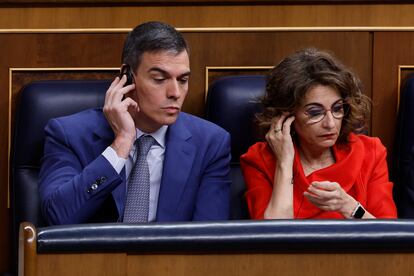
[[18, 222, 37, 276], [7, 68, 12, 209], [397, 65, 414, 112], [0, 0, 413, 4], [5, 27, 414, 34]]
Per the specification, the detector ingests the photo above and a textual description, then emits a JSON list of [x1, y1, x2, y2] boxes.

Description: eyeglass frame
[[302, 98, 349, 124]]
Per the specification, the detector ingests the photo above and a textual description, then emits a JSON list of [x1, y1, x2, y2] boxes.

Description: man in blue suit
[[39, 21, 231, 225]]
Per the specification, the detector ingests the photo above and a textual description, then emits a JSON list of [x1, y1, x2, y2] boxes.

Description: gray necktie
[[123, 135, 155, 223]]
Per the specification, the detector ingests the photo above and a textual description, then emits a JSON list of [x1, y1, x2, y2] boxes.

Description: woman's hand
[[265, 113, 296, 169], [304, 181, 359, 218], [263, 113, 296, 219], [103, 75, 138, 158]]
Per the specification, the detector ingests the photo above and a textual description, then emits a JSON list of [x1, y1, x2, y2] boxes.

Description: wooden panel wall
[[0, 4, 414, 29], [1, 2, 414, 273], [372, 32, 414, 153]]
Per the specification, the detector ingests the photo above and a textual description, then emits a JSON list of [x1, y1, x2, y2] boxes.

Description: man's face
[[130, 50, 190, 133]]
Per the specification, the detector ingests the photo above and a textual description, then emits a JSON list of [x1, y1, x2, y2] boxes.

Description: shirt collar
[[136, 125, 168, 149]]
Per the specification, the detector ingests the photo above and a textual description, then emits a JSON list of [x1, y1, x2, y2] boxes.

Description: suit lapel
[[157, 114, 196, 219]]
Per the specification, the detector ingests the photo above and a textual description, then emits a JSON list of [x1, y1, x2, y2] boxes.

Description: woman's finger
[[311, 181, 339, 191], [307, 185, 336, 199], [271, 113, 288, 133], [281, 115, 295, 135]]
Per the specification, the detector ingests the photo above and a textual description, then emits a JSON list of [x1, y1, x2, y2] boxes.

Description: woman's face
[[293, 85, 345, 152]]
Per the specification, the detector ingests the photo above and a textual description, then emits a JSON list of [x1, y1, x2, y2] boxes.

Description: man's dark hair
[[121, 21, 189, 71]]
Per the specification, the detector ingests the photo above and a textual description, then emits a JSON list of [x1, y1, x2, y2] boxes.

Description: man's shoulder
[[46, 108, 112, 148], [46, 108, 110, 140], [172, 112, 231, 163], [178, 112, 228, 135], [52, 108, 106, 127]]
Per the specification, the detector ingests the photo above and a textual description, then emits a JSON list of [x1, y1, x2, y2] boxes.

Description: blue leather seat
[[205, 75, 266, 219], [11, 79, 111, 273], [12, 79, 111, 232], [393, 76, 414, 218]]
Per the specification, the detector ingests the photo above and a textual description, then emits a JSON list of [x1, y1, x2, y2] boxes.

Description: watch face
[[353, 205, 365, 219]]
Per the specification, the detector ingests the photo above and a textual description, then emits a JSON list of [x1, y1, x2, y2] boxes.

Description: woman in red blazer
[[240, 48, 397, 220]]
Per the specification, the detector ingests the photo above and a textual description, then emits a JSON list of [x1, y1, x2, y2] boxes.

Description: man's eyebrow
[[148, 67, 169, 75], [148, 67, 191, 78], [179, 71, 191, 78]]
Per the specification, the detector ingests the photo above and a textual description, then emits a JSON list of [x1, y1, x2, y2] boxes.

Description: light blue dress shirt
[[102, 126, 168, 222]]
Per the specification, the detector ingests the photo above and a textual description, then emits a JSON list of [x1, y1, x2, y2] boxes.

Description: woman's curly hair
[[256, 48, 371, 144]]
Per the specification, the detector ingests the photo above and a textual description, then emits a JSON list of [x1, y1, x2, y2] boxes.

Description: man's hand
[[103, 75, 138, 158]]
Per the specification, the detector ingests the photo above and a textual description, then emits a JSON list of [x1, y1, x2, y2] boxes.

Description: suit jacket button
[[91, 183, 98, 190], [100, 176, 107, 183]]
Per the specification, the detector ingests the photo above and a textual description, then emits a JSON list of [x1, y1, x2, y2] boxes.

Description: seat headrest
[[205, 75, 266, 163], [13, 79, 111, 167]]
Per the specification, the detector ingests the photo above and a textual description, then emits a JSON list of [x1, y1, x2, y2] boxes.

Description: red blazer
[[240, 133, 397, 219]]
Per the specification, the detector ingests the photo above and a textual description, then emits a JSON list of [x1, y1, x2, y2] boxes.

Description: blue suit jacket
[[39, 109, 231, 225]]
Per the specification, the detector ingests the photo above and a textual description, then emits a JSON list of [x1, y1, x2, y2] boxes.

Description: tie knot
[[136, 135, 155, 156]]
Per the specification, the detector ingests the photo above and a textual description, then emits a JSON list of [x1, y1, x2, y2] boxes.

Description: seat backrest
[[205, 75, 266, 219], [11, 79, 111, 267], [392, 75, 414, 218]]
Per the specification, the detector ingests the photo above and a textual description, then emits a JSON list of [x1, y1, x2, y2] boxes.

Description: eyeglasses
[[303, 99, 348, 124]]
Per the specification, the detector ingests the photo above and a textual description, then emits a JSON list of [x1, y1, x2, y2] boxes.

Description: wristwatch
[[351, 202, 365, 219]]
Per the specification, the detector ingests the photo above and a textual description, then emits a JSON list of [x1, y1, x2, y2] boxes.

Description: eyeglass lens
[[304, 99, 347, 123]]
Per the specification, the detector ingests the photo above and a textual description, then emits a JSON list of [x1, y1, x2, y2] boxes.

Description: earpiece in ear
[[119, 64, 134, 86]]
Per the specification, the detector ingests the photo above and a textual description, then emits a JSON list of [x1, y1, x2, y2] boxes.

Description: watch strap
[[351, 202, 365, 219]]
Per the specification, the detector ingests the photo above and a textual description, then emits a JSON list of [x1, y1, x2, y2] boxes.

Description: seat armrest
[[36, 220, 413, 253]]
